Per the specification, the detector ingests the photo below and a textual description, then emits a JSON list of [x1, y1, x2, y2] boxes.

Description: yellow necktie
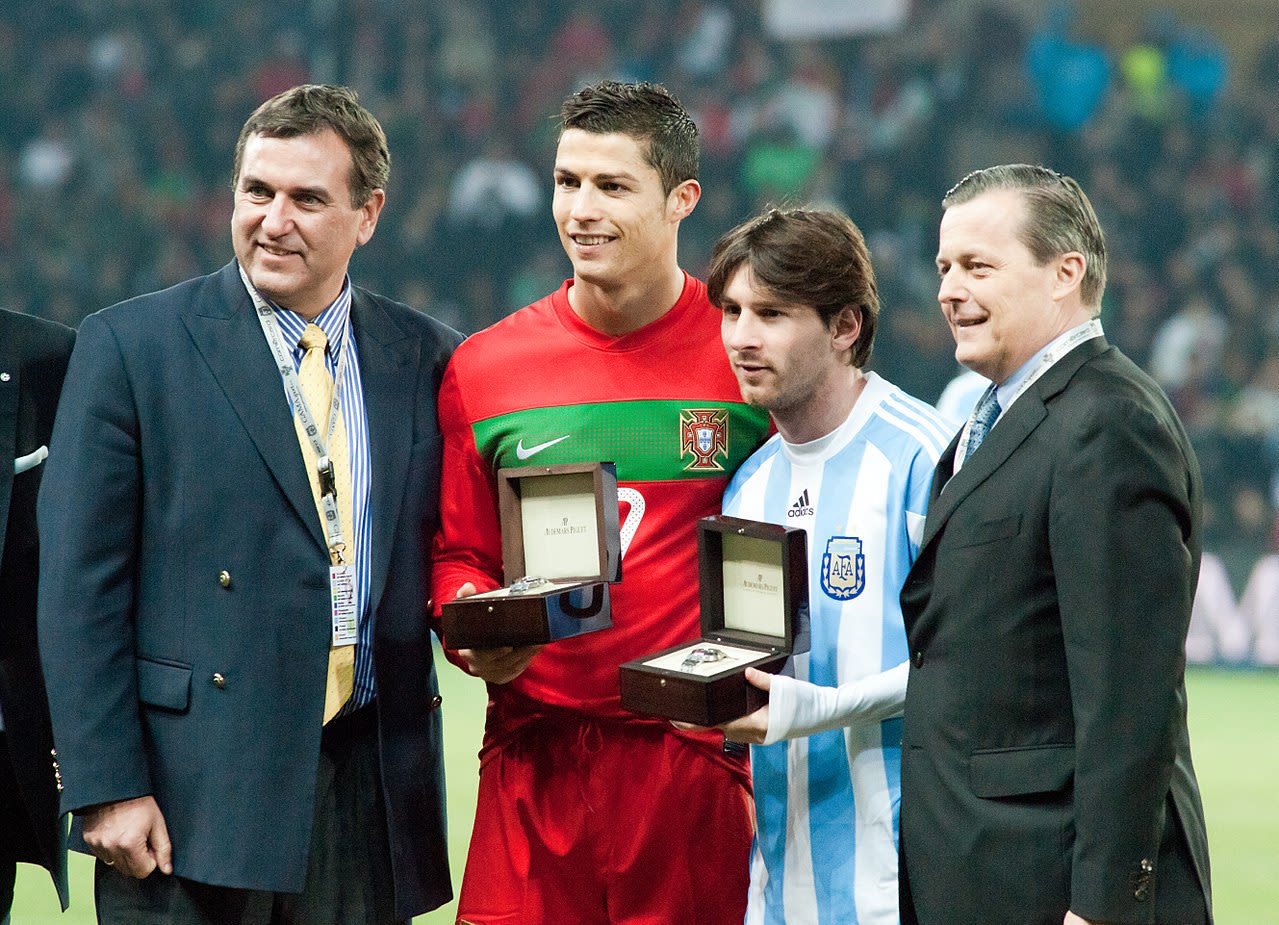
[[295, 323, 355, 724]]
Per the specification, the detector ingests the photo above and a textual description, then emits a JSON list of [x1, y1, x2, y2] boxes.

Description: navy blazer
[[0, 308, 72, 909], [899, 339, 1212, 925], [37, 262, 461, 918]]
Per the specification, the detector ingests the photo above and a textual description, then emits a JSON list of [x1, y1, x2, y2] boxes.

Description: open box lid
[[497, 462, 622, 587], [697, 515, 809, 654]]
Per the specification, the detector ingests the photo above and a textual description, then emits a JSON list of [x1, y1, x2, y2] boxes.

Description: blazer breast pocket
[[969, 743, 1074, 798], [136, 656, 193, 713], [955, 513, 1022, 548]]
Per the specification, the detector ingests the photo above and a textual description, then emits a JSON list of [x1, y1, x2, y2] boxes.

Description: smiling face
[[720, 265, 861, 442], [936, 188, 1087, 384], [551, 128, 695, 293], [232, 129, 384, 319]]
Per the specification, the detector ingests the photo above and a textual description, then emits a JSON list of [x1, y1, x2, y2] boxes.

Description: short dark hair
[[706, 208, 880, 368], [559, 80, 699, 196], [232, 84, 389, 208], [943, 164, 1107, 310]]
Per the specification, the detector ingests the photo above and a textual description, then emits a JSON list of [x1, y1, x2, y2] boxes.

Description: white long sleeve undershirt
[[762, 660, 910, 746]]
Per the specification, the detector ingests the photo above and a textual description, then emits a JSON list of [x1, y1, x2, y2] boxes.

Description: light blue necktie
[[964, 385, 1001, 462]]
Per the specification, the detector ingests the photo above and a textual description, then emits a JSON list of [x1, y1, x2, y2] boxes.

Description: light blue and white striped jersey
[[722, 372, 950, 925]]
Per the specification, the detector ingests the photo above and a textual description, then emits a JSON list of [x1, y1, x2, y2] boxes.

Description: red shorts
[[456, 699, 754, 925]]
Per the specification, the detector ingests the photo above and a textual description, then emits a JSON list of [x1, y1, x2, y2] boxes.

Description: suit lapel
[[920, 393, 1046, 549], [0, 325, 17, 564], [929, 432, 961, 508], [350, 290, 415, 612], [180, 262, 325, 550], [920, 337, 1110, 551]]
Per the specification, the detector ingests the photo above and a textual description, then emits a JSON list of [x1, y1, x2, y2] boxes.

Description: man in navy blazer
[[0, 308, 72, 923], [899, 165, 1212, 925], [38, 85, 460, 924]]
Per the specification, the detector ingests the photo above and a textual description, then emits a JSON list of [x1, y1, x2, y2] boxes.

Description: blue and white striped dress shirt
[[263, 279, 376, 713]]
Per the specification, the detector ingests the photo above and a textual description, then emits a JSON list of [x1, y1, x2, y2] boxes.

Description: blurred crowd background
[[3, 0, 1277, 663]]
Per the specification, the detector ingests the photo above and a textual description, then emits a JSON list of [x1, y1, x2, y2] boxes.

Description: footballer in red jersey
[[433, 81, 769, 925]]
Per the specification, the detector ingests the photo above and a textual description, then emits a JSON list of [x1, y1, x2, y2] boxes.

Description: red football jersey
[[433, 274, 770, 717]]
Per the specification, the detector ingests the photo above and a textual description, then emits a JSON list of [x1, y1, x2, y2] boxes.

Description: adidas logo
[[787, 489, 814, 518]]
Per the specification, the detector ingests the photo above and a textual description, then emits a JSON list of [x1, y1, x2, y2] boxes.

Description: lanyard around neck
[[240, 267, 352, 561], [955, 319, 1103, 466]]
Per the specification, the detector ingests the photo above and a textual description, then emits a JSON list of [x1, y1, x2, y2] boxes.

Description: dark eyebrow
[[239, 175, 332, 202], [553, 167, 638, 185]]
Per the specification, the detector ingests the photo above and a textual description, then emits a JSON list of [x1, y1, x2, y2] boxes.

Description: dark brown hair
[[559, 80, 698, 196], [707, 208, 879, 368], [233, 84, 389, 208]]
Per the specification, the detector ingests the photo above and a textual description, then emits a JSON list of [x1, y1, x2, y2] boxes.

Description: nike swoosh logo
[[515, 435, 571, 460]]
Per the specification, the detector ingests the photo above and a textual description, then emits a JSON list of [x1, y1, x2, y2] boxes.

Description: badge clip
[[317, 455, 337, 499]]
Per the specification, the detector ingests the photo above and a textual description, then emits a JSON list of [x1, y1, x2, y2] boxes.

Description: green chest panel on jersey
[[473, 399, 770, 481]]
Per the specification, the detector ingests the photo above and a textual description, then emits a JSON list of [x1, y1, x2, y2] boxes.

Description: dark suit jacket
[[899, 338, 1212, 925], [37, 262, 462, 919], [0, 309, 72, 909]]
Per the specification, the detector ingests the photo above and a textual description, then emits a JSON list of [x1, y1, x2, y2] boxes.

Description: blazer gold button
[[212, 672, 227, 689], [912, 651, 924, 668], [218, 570, 232, 589], [1140, 858, 1153, 873], [431, 695, 443, 709]]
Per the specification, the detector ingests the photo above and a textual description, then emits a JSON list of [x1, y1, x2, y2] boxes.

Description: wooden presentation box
[[620, 515, 808, 726], [441, 462, 621, 649]]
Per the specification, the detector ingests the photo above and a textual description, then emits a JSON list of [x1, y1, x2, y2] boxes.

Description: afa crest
[[680, 408, 729, 471], [821, 536, 866, 601]]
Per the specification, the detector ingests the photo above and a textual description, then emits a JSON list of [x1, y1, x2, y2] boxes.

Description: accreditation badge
[[330, 564, 358, 646]]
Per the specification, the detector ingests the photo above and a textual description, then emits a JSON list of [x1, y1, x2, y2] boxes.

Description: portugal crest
[[821, 536, 866, 601], [680, 408, 729, 471]]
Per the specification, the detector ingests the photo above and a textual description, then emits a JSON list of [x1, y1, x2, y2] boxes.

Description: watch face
[[509, 576, 551, 593], [681, 646, 728, 669]]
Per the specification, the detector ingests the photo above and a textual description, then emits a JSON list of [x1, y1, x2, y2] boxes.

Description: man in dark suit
[[899, 165, 1212, 925], [0, 308, 72, 924], [37, 84, 460, 924]]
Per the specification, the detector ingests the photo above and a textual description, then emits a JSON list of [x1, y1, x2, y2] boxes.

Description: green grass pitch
[[12, 665, 1277, 923]]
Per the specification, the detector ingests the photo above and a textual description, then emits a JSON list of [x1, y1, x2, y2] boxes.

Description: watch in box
[[441, 462, 622, 648], [620, 515, 808, 726]]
